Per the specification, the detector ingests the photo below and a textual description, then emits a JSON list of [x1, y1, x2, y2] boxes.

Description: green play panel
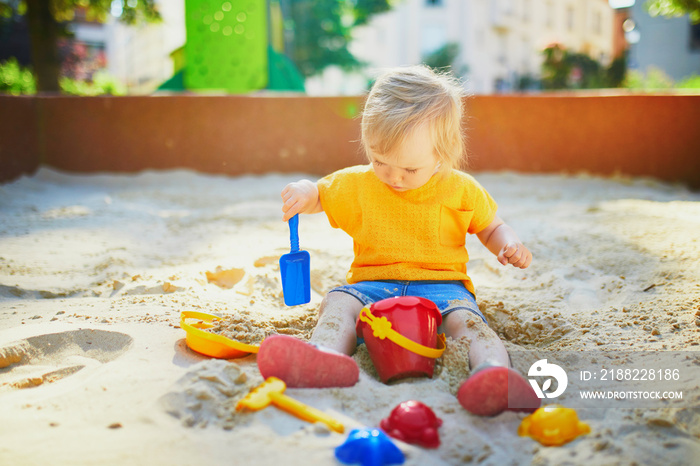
[[184, 0, 268, 92]]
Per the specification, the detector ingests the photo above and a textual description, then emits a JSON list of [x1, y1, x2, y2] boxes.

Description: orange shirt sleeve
[[462, 173, 498, 235], [317, 166, 361, 233]]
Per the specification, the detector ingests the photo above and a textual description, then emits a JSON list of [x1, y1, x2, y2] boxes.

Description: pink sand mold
[[379, 400, 442, 449], [457, 366, 541, 416], [256, 334, 359, 388]]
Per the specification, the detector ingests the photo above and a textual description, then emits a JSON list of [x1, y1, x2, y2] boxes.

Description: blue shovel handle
[[289, 214, 300, 253]]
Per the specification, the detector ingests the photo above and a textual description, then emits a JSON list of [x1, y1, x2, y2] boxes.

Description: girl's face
[[369, 125, 440, 192]]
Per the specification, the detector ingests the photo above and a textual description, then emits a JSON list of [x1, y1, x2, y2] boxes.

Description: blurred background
[[1, 0, 699, 96]]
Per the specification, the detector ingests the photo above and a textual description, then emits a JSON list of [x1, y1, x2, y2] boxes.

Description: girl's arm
[[476, 215, 532, 269], [281, 180, 323, 221]]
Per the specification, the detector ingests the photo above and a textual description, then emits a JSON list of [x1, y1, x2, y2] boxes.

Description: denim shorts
[[329, 280, 487, 324]]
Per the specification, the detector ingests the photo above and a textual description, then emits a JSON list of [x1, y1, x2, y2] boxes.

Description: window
[[504, 0, 513, 16], [609, 0, 636, 8], [567, 5, 575, 31], [498, 34, 508, 65], [522, 36, 531, 71], [691, 21, 700, 51], [523, 0, 530, 22], [593, 11, 601, 35], [546, 1, 554, 28]]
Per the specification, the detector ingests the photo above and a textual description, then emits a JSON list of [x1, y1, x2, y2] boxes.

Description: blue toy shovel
[[280, 214, 311, 306]]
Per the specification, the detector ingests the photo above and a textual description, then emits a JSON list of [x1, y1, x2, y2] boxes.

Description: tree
[[280, 0, 395, 78], [2, 0, 395, 91], [352, 0, 392, 26], [422, 42, 468, 77], [646, 0, 700, 23], [0, 0, 160, 93], [541, 43, 627, 90], [284, 0, 357, 77], [541, 44, 570, 90]]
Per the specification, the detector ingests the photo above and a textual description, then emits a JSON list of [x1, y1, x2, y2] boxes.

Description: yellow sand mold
[[518, 404, 591, 446], [180, 311, 260, 359]]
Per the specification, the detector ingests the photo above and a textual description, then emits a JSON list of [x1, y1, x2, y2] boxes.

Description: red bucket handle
[[358, 306, 446, 359]]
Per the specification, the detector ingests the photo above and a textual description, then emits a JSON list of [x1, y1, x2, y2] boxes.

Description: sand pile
[[0, 167, 698, 465]]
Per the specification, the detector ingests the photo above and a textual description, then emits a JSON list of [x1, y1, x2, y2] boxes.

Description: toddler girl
[[257, 65, 540, 416]]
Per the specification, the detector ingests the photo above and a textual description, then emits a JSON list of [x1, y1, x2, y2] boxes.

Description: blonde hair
[[361, 65, 467, 173]]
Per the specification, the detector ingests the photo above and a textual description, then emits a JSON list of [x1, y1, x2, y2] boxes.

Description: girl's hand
[[498, 242, 532, 269], [281, 180, 322, 221]]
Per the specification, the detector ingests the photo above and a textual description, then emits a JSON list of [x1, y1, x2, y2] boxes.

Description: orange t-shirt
[[317, 165, 497, 294]]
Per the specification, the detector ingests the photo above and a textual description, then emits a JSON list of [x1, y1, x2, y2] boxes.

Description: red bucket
[[355, 296, 444, 383]]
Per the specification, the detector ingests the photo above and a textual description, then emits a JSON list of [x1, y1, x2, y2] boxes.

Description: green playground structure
[[160, 0, 304, 93]]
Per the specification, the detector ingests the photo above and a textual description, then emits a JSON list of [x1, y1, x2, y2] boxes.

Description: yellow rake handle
[[358, 306, 446, 359], [269, 390, 345, 434], [236, 377, 344, 434]]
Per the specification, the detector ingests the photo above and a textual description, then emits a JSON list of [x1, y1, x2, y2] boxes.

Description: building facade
[[70, 0, 185, 94], [342, 0, 616, 94], [624, 0, 700, 81]]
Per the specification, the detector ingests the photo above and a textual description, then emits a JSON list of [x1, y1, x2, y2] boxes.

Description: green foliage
[[606, 54, 627, 88], [0, 1, 162, 24], [0, 57, 36, 94], [541, 44, 628, 90], [287, 0, 361, 77], [566, 52, 604, 88], [352, 0, 393, 26], [422, 42, 467, 76], [2, 0, 392, 88], [60, 71, 125, 95], [516, 74, 538, 91], [623, 69, 646, 89], [0, 0, 160, 92], [541, 44, 569, 89], [1, 58, 125, 95], [643, 66, 674, 88], [624, 67, 673, 89], [676, 74, 700, 88], [624, 66, 700, 91], [0, 1, 23, 18], [646, 0, 700, 24], [105, 0, 161, 25], [281, 0, 398, 78]]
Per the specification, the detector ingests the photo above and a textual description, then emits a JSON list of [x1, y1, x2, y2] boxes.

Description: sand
[[0, 167, 698, 465]]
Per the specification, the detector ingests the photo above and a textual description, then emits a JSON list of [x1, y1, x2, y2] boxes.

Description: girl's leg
[[441, 309, 509, 369], [311, 291, 366, 355], [256, 291, 364, 388], [442, 309, 540, 416]]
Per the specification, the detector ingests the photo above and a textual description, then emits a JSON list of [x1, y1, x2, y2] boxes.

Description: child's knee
[[443, 309, 494, 340], [319, 291, 365, 320]]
